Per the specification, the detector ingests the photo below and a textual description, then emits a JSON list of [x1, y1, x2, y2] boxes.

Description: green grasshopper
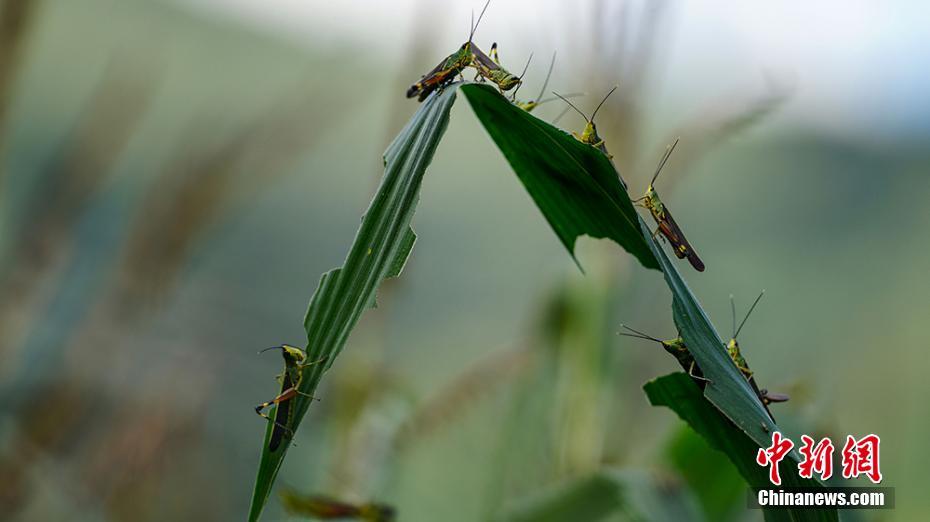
[[727, 291, 763, 381], [632, 138, 705, 272], [255, 345, 324, 451], [727, 291, 788, 407], [620, 313, 788, 420], [470, 41, 523, 92], [406, 0, 492, 102], [618, 324, 710, 386], [511, 52, 584, 113], [405, 45, 473, 102], [553, 86, 617, 157], [280, 489, 395, 522]]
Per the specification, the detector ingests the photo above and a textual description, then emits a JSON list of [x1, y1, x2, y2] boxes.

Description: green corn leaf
[[461, 83, 659, 271], [247, 87, 457, 522], [646, 373, 838, 522], [639, 215, 777, 447], [463, 85, 831, 512], [664, 425, 747, 521], [462, 82, 777, 446]]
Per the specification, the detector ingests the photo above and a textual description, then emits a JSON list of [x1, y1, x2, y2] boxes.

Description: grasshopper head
[[457, 42, 472, 60], [280, 344, 307, 364], [495, 72, 521, 91], [579, 120, 599, 145], [661, 336, 688, 355], [444, 43, 472, 70], [726, 338, 739, 357], [726, 338, 749, 374], [517, 100, 537, 112], [643, 184, 662, 212]]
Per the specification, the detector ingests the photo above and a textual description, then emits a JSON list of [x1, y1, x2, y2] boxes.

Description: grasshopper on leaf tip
[[405, 0, 492, 101]]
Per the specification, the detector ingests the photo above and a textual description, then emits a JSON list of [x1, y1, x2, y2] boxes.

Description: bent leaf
[[461, 83, 658, 271], [466, 81, 827, 498], [248, 87, 457, 521], [646, 373, 837, 522], [639, 216, 776, 448], [464, 81, 781, 448]]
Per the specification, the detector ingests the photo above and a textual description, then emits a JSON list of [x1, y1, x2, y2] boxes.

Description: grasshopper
[[255, 345, 324, 451], [620, 310, 789, 421], [727, 292, 784, 392], [727, 291, 764, 381], [280, 489, 395, 522], [632, 138, 705, 272], [728, 291, 790, 419], [405, 45, 473, 102], [470, 41, 523, 93], [512, 52, 584, 113], [553, 86, 617, 157], [406, 0, 492, 102], [618, 324, 710, 387]]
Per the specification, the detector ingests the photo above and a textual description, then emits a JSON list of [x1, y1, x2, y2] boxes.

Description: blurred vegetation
[[0, 0, 927, 520]]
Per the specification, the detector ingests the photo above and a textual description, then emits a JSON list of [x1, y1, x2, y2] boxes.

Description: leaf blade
[[462, 81, 777, 447], [645, 373, 838, 522], [461, 83, 659, 271], [638, 215, 776, 447], [247, 87, 458, 521]]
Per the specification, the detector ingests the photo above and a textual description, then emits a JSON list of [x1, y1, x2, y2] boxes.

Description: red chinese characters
[[841, 434, 882, 483], [756, 433, 883, 485], [756, 431, 794, 485], [798, 435, 834, 480]]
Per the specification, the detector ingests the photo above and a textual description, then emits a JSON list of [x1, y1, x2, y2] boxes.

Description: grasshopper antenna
[[734, 290, 765, 340], [520, 53, 533, 79], [258, 345, 284, 355], [650, 137, 680, 186], [730, 294, 737, 339], [551, 105, 572, 125], [590, 85, 618, 123], [552, 91, 588, 122], [469, 0, 492, 44], [510, 52, 534, 100], [535, 92, 585, 106], [618, 323, 663, 344], [532, 52, 557, 105]]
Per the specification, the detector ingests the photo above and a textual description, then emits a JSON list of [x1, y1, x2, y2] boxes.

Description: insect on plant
[[632, 138, 706, 272], [406, 0, 492, 102], [727, 291, 765, 381], [727, 291, 791, 419], [280, 490, 395, 522], [512, 52, 584, 113], [470, 41, 524, 93], [620, 317, 788, 421], [553, 85, 618, 158], [618, 324, 710, 386], [254, 345, 324, 451]]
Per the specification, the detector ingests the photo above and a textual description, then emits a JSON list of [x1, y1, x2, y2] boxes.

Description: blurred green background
[[1, 0, 928, 520]]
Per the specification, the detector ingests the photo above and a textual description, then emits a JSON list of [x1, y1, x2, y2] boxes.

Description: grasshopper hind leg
[[255, 403, 297, 440]]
